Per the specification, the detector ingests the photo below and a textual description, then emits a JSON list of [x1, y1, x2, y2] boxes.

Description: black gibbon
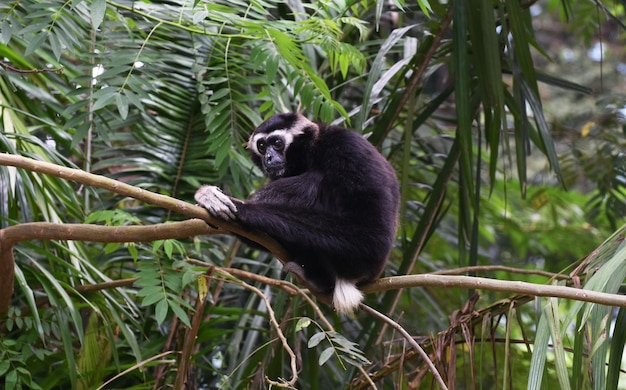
[[195, 113, 399, 314]]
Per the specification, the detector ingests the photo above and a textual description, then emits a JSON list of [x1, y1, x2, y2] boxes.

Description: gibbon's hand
[[194, 185, 238, 220]]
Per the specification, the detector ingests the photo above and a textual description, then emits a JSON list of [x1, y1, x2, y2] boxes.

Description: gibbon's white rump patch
[[333, 279, 364, 314]]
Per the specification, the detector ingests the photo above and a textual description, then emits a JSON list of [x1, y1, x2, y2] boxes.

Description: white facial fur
[[248, 115, 318, 156], [249, 129, 297, 156]]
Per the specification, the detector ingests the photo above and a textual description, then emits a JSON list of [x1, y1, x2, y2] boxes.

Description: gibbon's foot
[[283, 262, 360, 312], [194, 185, 237, 220], [283, 262, 309, 286], [283, 262, 333, 304]]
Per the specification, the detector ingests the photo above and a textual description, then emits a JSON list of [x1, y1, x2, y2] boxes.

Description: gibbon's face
[[249, 129, 295, 180], [248, 113, 317, 180]]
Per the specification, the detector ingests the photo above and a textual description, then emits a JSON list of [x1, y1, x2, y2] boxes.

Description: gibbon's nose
[[265, 149, 283, 168]]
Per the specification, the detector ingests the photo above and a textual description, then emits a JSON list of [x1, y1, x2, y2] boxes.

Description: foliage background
[[0, 0, 626, 389]]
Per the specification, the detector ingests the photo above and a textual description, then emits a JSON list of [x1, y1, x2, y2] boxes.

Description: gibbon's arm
[[194, 185, 375, 256]]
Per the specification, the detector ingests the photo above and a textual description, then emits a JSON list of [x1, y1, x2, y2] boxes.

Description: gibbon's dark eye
[[257, 139, 267, 154], [272, 138, 284, 151]]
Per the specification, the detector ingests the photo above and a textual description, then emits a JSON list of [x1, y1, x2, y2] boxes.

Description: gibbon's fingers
[[194, 185, 238, 220]]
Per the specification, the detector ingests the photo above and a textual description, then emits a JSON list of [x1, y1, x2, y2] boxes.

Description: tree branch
[[363, 274, 626, 307], [0, 153, 291, 312], [360, 303, 448, 390], [0, 153, 287, 255], [1, 220, 215, 245], [1, 153, 626, 315]]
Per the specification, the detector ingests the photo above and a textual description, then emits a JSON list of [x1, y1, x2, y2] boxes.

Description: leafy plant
[[1, 0, 625, 388]]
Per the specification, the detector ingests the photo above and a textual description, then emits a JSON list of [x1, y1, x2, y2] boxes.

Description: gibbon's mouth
[[265, 166, 285, 180]]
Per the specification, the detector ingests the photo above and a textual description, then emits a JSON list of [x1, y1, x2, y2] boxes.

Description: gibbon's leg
[[196, 186, 386, 279], [283, 255, 336, 291], [282, 261, 331, 291], [235, 202, 375, 313], [282, 257, 366, 313], [234, 204, 369, 256], [195, 185, 379, 313]]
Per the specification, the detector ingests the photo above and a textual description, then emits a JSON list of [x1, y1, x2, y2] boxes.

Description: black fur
[[231, 113, 399, 295]]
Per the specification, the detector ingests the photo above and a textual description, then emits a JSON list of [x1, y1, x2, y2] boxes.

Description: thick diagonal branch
[[0, 154, 291, 312]]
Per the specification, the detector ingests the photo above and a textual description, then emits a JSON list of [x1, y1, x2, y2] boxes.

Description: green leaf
[[85, 210, 114, 224], [318, 347, 334, 366], [25, 33, 47, 56], [152, 240, 164, 252], [417, 0, 433, 17], [137, 286, 163, 298], [506, 0, 538, 94], [521, 79, 564, 187], [1, 20, 12, 44], [91, 87, 117, 111], [141, 292, 165, 306], [127, 243, 138, 261], [49, 32, 62, 61], [607, 307, 626, 390], [544, 299, 572, 390], [116, 92, 129, 120], [308, 332, 325, 348], [452, 0, 475, 205], [168, 300, 191, 328], [181, 270, 197, 287], [357, 24, 416, 131], [468, 0, 505, 186], [265, 54, 279, 84], [104, 242, 121, 254], [295, 317, 311, 332], [163, 240, 174, 259], [0, 360, 10, 376], [528, 308, 550, 390], [6, 369, 17, 390], [13, 267, 45, 341], [155, 299, 169, 326], [208, 88, 230, 102], [91, 0, 106, 30]]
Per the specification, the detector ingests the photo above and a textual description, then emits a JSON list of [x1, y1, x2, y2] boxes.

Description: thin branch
[[0, 61, 65, 74], [0, 220, 214, 311], [75, 278, 138, 293], [96, 351, 177, 390], [431, 265, 572, 280], [354, 295, 535, 388], [235, 279, 299, 387], [356, 366, 378, 389], [360, 304, 448, 390]]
